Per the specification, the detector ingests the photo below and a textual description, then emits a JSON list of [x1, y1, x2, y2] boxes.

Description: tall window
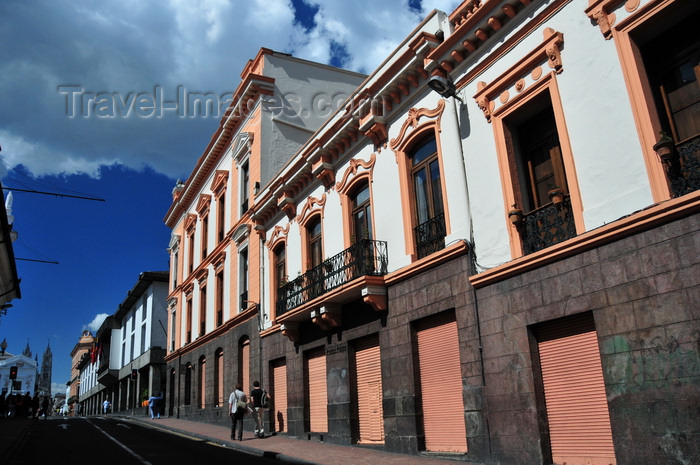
[[241, 162, 250, 213], [506, 94, 567, 213], [351, 182, 372, 242], [217, 194, 226, 243], [186, 296, 193, 344], [199, 286, 207, 337], [198, 356, 206, 409], [215, 349, 224, 407], [274, 244, 286, 288], [215, 269, 224, 327], [172, 248, 179, 288], [187, 229, 195, 274], [239, 249, 249, 311], [307, 217, 323, 269], [503, 91, 576, 254], [170, 309, 176, 352], [201, 214, 209, 259], [410, 136, 445, 258], [639, 10, 700, 144]]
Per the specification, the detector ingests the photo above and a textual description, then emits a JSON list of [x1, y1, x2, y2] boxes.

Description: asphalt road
[[5, 417, 281, 465]]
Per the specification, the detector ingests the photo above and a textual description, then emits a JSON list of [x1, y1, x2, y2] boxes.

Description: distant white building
[[0, 344, 37, 396], [77, 271, 169, 415]]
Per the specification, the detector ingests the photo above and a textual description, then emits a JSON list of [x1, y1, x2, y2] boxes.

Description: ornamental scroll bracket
[[473, 28, 564, 122]]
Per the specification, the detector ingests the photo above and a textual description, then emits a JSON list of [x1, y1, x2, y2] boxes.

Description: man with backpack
[[250, 380, 270, 438]]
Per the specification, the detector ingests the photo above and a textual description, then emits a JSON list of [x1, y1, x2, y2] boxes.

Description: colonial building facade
[[164, 1, 699, 464], [77, 271, 169, 416]]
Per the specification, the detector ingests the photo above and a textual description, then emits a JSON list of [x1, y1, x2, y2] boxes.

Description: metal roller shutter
[[306, 347, 328, 433], [537, 314, 617, 465], [416, 312, 468, 453], [355, 335, 384, 444], [272, 359, 287, 433]]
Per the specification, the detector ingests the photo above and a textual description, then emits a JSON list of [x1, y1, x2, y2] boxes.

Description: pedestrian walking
[[250, 380, 270, 438], [148, 393, 162, 419], [102, 399, 111, 417], [228, 383, 247, 441]]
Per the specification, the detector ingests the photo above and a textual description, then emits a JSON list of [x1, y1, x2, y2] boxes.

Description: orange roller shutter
[[416, 313, 467, 453], [537, 315, 617, 465], [307, 348, 328, 433], [355, 335, 384, 444]]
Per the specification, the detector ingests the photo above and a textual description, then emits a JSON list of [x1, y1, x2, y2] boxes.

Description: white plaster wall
[[454, 0, 658, 267]]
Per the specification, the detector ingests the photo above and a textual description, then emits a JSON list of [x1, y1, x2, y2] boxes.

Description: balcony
[[515, 196, 577, 255], [415, 213, 446, 259], [665, 136, 700, 197], [276, 239, 388, 318]]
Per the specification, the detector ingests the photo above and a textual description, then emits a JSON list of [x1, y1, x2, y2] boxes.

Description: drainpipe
[[445, 89, 492, 456]]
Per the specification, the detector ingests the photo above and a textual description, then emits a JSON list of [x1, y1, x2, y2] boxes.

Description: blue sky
[[0, 0, 460, 394]]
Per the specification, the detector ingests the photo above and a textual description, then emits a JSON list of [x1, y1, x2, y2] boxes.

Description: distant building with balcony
[[163, 2, 699, 464], [67, 331, 94, 412]]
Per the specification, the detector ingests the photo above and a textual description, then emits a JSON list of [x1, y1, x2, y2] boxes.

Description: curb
[[120, 416, 319, 465]]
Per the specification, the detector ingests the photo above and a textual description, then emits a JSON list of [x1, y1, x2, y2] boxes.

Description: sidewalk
[[122, 414, 480, 465]]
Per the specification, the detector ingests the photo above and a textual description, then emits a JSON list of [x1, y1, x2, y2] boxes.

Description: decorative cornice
[[584, 0, 643, 39], [168, 233, 181, 251], [267, 224, 290, 249], [184, 213, 197, 232], [336, 153, 377, 194], [211, 170, 229, 195], [196, 194, 212, 215], [298, 194, 327, 226], [473, 28, 564, 122], [389, 99, 446, 160]]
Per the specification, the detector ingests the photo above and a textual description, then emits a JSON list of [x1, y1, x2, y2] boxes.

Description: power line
[[1, 186, 105, 202], [15, 257, 59, 264]]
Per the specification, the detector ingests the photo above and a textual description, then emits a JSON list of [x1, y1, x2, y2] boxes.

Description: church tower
[[38, 341, 52, 396]]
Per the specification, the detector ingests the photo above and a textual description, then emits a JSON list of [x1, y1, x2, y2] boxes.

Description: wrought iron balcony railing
[[276, 239, 388, 317], [415, 213, 446, 259], [518, 196, 577, 255], [668, 136, 700, 197]]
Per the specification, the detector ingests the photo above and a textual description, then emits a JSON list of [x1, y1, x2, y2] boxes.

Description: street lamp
[[0, 338, 7, 356]]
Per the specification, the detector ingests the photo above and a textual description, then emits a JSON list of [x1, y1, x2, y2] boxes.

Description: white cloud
[[83, 313, 109, 333], [0, 0, 462, 180]]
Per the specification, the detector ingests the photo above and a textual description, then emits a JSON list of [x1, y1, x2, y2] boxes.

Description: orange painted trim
[[470, 190, 700, 288], [606, 0, 675, 202]]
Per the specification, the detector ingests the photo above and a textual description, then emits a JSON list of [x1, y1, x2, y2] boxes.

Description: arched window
[[239, 337, 250, 394], [214, 348, 224, 407], [198, 356, 206, 409], [184, 362, 192, 406]]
